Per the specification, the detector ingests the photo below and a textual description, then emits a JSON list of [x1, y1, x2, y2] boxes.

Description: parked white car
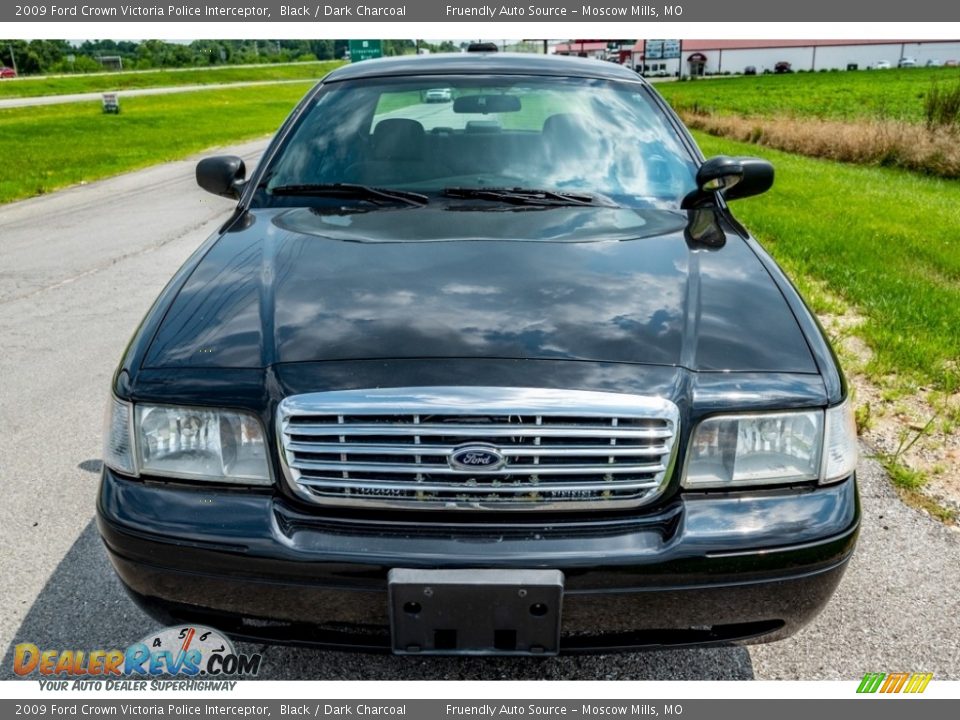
[[898, 57, 917, 68], [423, 87, 453, 103], [872, 60, 892, 70]]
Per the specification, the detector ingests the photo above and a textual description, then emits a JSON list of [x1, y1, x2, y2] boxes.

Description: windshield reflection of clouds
[[262, 79, 697, 208]]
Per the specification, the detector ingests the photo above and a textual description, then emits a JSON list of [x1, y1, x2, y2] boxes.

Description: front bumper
[[97, 468, 859, 653]]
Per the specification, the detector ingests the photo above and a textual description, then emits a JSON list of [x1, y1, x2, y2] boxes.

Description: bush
[[680, 111, 960, 178], [924, 79, 960, 128], [47, 55, 103, 74]]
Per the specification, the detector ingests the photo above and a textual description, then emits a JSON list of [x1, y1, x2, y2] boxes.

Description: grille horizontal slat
[[277, 387, 679, 512], [295, 478, 662, 493], [284, 442, 670, 457], [286, 424, 672, 439], [289, 459, 666, 475]]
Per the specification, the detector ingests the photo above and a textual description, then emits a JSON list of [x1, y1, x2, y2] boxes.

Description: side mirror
[[196, 155, 246, 199], [681, 155, 774, 209]]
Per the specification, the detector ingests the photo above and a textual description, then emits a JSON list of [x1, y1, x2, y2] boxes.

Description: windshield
[[255, 75, 698, 209]]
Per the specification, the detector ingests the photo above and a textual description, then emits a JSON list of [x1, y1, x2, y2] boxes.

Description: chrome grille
[[277, 387, 680, 511]]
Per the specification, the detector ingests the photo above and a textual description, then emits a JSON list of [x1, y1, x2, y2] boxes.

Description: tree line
[[0, 39, 462, 75]]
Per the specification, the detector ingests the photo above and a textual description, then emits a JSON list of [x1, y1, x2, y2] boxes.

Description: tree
[[309, 40, 335, 60], [383, 40, 416, 57], [1, 40, 42, 74]]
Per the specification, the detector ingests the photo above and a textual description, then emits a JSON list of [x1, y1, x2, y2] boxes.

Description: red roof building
[[627, 39, 960, 76]]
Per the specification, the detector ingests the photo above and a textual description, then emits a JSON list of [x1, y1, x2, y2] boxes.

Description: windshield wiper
[[269, 183, 429, 207], [442, 187, 613, 207]]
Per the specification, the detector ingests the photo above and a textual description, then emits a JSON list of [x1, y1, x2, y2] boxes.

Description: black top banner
[[4, 0, 960, 23]]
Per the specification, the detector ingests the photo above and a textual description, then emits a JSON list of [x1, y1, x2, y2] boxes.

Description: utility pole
[[7, 43, 17, 74]]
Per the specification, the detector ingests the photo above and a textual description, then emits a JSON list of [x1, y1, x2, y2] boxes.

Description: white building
[[629, 39, 960, 77]]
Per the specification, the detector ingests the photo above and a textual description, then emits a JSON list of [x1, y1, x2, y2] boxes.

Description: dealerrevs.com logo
[[14, 625, 261, 690]]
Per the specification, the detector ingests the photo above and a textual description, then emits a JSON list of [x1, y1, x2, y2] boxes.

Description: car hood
[[142, 205, 817, 373]]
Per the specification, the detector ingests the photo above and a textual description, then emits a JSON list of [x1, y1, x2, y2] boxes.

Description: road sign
[[348, 40, 383, 63], [102, 92, 120, 114]]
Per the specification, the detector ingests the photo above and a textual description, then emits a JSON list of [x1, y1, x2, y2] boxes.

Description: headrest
[[542, 113, 592, 139], [541, 113, 600, 163], [372, 119, 425, 161]]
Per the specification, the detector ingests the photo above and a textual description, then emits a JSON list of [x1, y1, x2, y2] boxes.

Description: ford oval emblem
[[449, 445, 506, 472]]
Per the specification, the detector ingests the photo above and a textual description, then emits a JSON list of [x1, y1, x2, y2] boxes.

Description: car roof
[[323, 52, 645, 83]]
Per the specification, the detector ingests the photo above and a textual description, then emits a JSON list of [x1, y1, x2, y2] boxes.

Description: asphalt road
[[1, 140, 958, 680], [0, 79, 314, 110], [380, 98, 464, 127]]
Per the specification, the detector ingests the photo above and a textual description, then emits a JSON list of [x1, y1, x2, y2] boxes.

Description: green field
[[693, 131, 960, 393], [0, 62, 342, 99], [0, 83, 313, 204], [658, 67, 960, 122]]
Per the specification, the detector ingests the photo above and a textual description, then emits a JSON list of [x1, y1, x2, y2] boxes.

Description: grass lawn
[[0, 83, 314, 204], [693, 131, 960, 393], [0, 62, 342, 99], [374, 90, 423, 114], [658, 67, 960, 122]]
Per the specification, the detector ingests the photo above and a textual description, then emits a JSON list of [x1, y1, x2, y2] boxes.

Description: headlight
[[683, 400, 858, 489], [103, 398, 271, 485], [683, 409, 823, 488]]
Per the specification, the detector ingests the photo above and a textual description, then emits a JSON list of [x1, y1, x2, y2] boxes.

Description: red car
[[0, 67, 17, 79]]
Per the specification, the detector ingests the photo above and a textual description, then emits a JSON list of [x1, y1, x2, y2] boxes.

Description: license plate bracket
[[388, 568, 563, 656]]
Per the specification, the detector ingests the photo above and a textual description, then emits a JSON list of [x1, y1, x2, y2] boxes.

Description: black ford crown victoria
[[98, 53, 860, 656]]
